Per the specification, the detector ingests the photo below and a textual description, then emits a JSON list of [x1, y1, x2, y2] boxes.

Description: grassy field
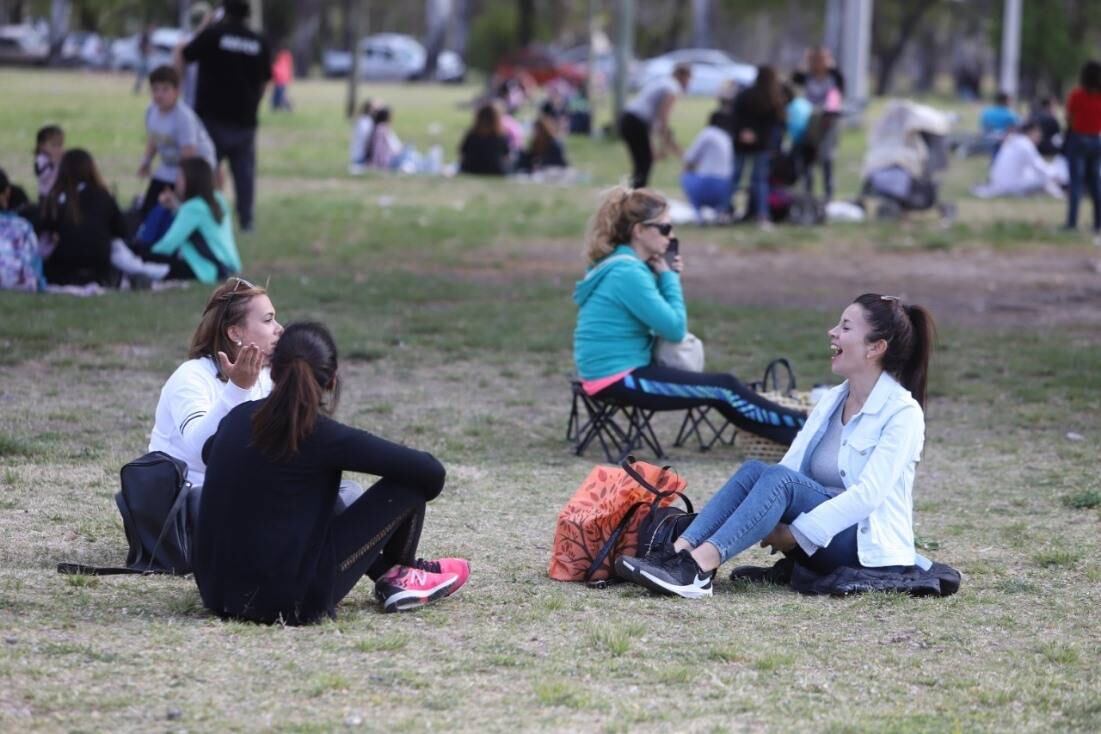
[[0, 70, 1099, 733]]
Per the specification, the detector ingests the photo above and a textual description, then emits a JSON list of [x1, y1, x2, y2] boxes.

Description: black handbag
[[585, 457, 696, 589], [57, 451, 196, 576]]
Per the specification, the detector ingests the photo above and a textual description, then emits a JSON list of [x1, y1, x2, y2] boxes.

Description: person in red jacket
[[1063, 60, 1101, 243], [271, 48, 294, 111]]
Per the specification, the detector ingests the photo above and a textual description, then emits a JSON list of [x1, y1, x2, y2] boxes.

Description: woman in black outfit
[[195, 322, 470, 624], [459, 103, 511, 176], [40, 149, 128, 286], [516, 115, 569, 173], [731, 66, 786, 226]]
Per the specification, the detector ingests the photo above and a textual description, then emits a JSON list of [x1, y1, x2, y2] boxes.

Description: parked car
[[493, 45, 587, 87], [60, 31, 108, 68], [632, 48, 756, 96], [0, 24, 48, 66], [109, 28, 184, 71], [321, 33, 465, 82], [557, 39, 634, 90]]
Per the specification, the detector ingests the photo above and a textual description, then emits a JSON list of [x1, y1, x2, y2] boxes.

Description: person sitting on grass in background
[[979, 91, 1020, 157], [616, 294, 936, 599], [146, 157, 241, 283], [573, 186, 805, 445], [459, 102, 512, 176], [348, 99, 377, 169], [194, 321, 470, 624], [33, 125, 64, 207], [39, 149, 168, 287], [972, 121, 1064, 199], [516, 115, 569, 173], [363, 106, 405, 170], [680, 111, 734, 223], [0, 167, 44, 292], [138, 65, 217, 218]]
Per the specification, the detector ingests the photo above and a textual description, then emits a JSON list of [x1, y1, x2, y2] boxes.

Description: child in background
[[364, 107, 404, 169], [137, 65, 217, 217], [0, 167, 44, 292], [34, 125, 64, 204], [271, 49, 294, 111]]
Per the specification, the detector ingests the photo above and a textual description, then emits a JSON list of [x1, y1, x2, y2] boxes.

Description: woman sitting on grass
[[572, 186, 805, 445], [40, 149, 168, 286], [459, 102, 512, 176], [147, 157, 241, 283], [194, 321, 470, 624], [149, 277, 282, 494], [616, 294, 935, 598]]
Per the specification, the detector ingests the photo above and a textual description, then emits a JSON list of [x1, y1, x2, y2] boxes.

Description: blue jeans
[[732, 151, 770, 221], [681, 173, 733, 219], [1065, 132, 1101, 231], [679, 460, 859, 574]]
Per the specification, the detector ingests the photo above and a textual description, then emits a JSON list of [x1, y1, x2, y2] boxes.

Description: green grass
[[0, 70, 1099, 733]]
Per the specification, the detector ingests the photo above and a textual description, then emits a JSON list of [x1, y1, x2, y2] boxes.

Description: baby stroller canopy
[[863, 100, 953, 180]]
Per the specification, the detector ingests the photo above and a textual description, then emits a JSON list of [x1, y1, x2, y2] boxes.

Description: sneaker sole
[[614, 556, 641, 583], [379, 575, 459, 613], [637, 568, 713, 599]]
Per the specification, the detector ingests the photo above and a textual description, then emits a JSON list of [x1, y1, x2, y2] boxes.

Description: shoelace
[[412, 558, 442, 573]]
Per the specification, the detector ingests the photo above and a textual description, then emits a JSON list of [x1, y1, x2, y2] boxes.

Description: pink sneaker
[[374, 558, 470, 613]]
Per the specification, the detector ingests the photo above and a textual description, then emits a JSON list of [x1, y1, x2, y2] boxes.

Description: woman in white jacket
[[617, 293, 936, 598], [148, 277, 282, 491]]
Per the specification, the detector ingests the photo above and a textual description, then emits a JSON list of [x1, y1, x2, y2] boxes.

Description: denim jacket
[[782, 372, 924, 568]]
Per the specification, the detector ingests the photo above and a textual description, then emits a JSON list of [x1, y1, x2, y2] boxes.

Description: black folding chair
[[567, 381, 666, 463], [673, 405, 736, 452]]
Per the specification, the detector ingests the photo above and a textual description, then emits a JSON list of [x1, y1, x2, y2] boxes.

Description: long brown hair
[[251, 322, 341, 460], [188, 278, 268, 377], [854, 294, 937, 409], [471, 102, 502, 137], [46, 148, 109, 225], [179, 157, 223, 223], [584, 185, 667, 264], [744, 65, 786, 120]]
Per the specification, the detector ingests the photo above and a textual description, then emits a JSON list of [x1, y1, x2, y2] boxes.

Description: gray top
[[146, 101, 217, 183], [625, 77, 679, 125], [807, 401, 845, 495]]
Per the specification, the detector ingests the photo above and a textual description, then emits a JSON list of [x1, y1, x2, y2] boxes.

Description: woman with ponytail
[[194, 322, 469, 624], [617, 294, 938, 599], [573, 185, 806, 445]]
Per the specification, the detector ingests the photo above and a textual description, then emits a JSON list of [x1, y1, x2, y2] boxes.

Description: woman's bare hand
[[217, 343, 262, 390]]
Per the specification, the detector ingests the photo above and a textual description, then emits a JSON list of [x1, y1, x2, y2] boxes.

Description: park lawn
[[0, 71, 1099, 732]]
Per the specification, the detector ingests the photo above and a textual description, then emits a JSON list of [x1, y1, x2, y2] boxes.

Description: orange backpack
[[549, 457, 689, 585]]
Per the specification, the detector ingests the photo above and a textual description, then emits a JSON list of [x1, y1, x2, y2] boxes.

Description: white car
[[110, 28, 185, 71], [0, 24, 48, 65], [633, 48, 757, 97], [322, 33, 465, 82], [61, 31, 109, 68]]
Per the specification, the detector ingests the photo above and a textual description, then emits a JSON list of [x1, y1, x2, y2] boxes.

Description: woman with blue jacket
[[149, 157, 241, 283], [573, 186, 804, 444], [616, 294, 936, 598]]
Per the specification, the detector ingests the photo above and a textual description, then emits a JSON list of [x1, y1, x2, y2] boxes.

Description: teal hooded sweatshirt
[[572, 245, 687, 380]]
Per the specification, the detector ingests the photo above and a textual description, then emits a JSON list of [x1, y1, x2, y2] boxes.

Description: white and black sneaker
[[615, 543, 677, 583], [629, 549, 715, 599]]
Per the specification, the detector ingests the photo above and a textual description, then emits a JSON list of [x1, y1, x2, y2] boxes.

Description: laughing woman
[[616, 294, 936, 598]]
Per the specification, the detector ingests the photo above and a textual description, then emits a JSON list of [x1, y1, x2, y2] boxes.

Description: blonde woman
[[572, 186, 804, 444]]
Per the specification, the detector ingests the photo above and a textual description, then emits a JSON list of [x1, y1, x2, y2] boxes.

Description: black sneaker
[[729, 556, 795, 585], [629, 549, 715, 599]]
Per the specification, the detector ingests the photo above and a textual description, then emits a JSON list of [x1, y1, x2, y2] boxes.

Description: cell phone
[[664, 237, 680, 266]]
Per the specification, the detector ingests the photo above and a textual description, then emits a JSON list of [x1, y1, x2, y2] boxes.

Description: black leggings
[[619, 112, 653, 188], [328, 477, 429, 605], [595, 364, 806, 445]]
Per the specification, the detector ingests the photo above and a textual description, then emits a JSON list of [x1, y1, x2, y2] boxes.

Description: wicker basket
[[736, 390, 813, 462]]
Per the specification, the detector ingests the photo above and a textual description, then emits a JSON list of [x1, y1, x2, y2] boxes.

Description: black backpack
[[57, 452, 196, 576]]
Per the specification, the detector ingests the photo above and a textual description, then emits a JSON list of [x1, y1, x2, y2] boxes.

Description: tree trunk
[[517, 0, 535, 47], [422, 0, 451, 79], [48, 0, 70, 65], [873, 1, 940, 96], [291, 0, 323, 76], [691, 0, 712, 49], [452, 0, 471, 59]]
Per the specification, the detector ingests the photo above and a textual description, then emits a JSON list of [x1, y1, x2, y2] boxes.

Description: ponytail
[[899, 304, 936, 409], [250, 322, 340, 460]]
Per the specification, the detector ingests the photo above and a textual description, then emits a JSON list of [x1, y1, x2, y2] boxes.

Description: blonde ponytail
[[583, 185, 668, 265]]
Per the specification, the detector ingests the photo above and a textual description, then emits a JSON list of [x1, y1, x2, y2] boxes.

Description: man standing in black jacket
[[183, 1, 271, 232]]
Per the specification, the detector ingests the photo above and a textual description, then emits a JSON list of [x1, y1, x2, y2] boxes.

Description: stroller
[[859, 100, 956, 221]]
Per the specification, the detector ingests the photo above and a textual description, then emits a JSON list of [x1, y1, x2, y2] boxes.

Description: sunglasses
[[230, 276, 255, 293], [644, 222, 674, 237]]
